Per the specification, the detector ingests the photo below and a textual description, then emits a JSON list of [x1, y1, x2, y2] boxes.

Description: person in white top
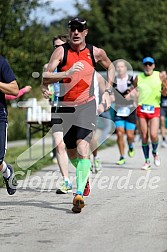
[[112, 59, 136, 165]]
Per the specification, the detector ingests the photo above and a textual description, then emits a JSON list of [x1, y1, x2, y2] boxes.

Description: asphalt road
[[0, 137, 167, 252]]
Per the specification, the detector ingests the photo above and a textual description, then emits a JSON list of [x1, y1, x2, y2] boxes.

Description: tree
[[75, 0, 167, 70], [0, 0, 57, 90], [0, 0, 57, 140]]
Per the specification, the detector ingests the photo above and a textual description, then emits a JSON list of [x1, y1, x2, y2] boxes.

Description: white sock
[[1, 162, 11, 178], [64, 177, 70, 183], [94, 156, 99, 161]]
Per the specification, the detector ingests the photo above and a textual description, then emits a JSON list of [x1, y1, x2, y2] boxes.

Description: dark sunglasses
[[144, 62, 153, 66], [70, 25, 84, 32], [54, 45, 61, 48]]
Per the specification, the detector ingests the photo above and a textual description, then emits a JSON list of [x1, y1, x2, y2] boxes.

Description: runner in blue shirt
[[0, 55, 19, 195]]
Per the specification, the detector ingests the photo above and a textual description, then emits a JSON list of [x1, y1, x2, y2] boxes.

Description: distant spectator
[[160, 71, 167, 148]]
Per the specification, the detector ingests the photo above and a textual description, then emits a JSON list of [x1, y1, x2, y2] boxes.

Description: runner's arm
[[93, 47, 115, 109], [42, 46, 65, 85], [94, 47, 114, 88], [0, 80, 19, 96], [5, 86, 31, 100], [125, 76, 139, 101], [160, 73, 167, 96], [42, 46, 84, 86]]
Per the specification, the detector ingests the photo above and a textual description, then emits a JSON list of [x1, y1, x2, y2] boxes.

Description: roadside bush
[[7, 106, 27, 140]]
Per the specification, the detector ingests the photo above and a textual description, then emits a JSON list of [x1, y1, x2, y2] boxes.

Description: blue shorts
[[115, 120, 136, 131]]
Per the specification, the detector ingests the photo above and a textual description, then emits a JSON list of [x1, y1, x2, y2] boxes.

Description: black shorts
[[160, 107, 167, 117], [51, 99, 96, 149]]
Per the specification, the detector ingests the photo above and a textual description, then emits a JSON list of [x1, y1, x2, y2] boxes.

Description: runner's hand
[[66, 62, 84, 77], [42, 87, 52, 99], [101, 92, 111, 111], [25, 86, 32, 93]]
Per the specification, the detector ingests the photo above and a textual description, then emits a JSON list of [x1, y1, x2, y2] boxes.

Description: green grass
[[0, 145, 53, 187], [0, 139, 116, 188]]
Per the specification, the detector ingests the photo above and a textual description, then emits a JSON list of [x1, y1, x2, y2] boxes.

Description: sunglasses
[[54, 44, 64, 48], [70, 25, 85, 32], [144, 62, 153, 66]]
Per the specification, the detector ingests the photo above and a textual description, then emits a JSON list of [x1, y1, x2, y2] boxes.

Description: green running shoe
[[116, 157, 125, 165], [128, 148, 135, 158]]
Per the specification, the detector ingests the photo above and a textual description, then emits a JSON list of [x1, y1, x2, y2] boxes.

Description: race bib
[[117, 107, 130, 117], [141, 104, 155, 113]]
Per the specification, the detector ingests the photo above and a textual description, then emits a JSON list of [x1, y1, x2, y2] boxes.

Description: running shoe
[[72, 194, 85, 213], [56, 181, 72, 194], [141, 161, 151, 170], [3, 164, 17, 195], [153, 152, 161, 167], [94, 158, 102, 173], [128, 148, 135, 158], [52, 157, 58, 164], [161, 140, 167, 148], [116, 157, 125, 165], [83, 180, 90, 196], [90, 163, 93, 172]]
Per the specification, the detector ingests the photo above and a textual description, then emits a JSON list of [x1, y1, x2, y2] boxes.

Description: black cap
[[68, 17, 87, 28]]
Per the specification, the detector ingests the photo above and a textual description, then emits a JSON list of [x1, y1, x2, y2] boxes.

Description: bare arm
[[93, 46, 115, 109], [42, 62, 85, 99], [133, 75, 138, 88], [160, 73, 167, 96], [93, 47, 114, 88], [42, 46, 84, 84], [42, 71, 69, 85], [41, 47, 68, 97], [125, 76, 139, 101], [42, 64, 85, 86], [0, 80, 19, 96], [42, 46, 65, 86], [41, 46, 84, 98], [5, 86, 31, 100], [97, 72, 115, 114], [96, 71, 105, 93]]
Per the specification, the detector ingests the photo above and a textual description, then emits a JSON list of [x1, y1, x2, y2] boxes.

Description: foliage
[[1, 0, 167, 81], [0, 0, 57, 88], [7, 106, 27, 140], [0, 0, 66, 140], [75, 0, 167, 70]]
